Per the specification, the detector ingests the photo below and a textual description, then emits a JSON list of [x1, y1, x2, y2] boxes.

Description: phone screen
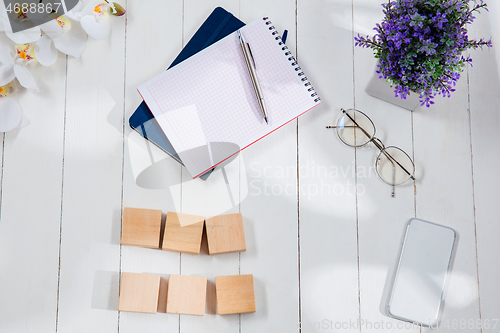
[[388, 218, 456, 327]]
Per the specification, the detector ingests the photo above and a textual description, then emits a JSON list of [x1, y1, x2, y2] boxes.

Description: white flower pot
[[365, 70, 421, 111]]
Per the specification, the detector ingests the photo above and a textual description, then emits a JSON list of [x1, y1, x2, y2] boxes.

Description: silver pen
[[237, 30, 269, 124]]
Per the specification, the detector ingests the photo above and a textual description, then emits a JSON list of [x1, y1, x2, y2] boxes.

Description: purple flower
[[354, 0, 492, 107]]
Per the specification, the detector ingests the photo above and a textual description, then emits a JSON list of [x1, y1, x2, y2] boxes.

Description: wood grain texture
[[297, 0, 360, 331], [118, 272, 161, 313], [121, 207, 162, 248], [162, 212, 204, 254], [178, 2, 242, 333], [468, 1, 500, 326], [55, 6, 125, 331], [206, 213, 246, 255], [353, 1, 420, 332], [413, 46, 480, 333], [120, 0, 184, 331], [0, 133, 3, 209], [215, 274, 256, 315], [166, 274, 207, 316], [239, 0, 301, 331], [0, 35, 66, 333]]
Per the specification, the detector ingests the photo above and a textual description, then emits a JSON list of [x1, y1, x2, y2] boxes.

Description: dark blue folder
[[129, 7, 245, 180]]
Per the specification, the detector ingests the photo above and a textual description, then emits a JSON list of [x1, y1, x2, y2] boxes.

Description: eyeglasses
[[326, 108, 415, 197]]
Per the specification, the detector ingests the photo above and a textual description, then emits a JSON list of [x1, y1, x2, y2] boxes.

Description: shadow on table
[[91, 270, 119, 311], [126, 128, 248, 218]]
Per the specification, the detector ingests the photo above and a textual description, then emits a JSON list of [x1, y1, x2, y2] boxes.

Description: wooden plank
[[178, 2, 242, 333], [297, 0, 360, 332], [120, 0, 184, 331], [0, 40, 66, 332], [352, 1, 420, 332], [413, 46, 480, 333], [468, 1, 500, 327], [237, 0, 301, 331], [178, 164, 242, 331], [183, 0, 240, 43], [0, 133, 3, 209], [55, 9, 126, 332]]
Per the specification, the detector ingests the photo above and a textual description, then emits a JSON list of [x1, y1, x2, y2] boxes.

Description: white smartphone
[[387, 218, 456, 327]]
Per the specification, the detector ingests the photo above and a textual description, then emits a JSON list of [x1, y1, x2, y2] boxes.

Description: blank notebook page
[[138, 17, 320, 178]]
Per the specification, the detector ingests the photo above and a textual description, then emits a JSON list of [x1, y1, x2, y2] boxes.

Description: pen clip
[[246, 42, 256, 69], [238, 30, 257, 69]]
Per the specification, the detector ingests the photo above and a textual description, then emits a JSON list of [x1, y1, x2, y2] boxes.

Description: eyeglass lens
[[336, 109, 375, 147], [376, 146, 415, 186]]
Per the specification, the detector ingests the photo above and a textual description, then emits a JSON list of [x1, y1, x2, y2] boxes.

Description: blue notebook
[[129, 7, 245, 180]]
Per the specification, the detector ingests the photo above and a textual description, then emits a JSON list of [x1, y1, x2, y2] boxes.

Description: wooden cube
[[118, 272, 161, 313], [215, 274, 255, 315], [176, 212, 205, 227], [166, 275, 207, 316], [162, 212, 204, 254], [205, 213, 246, 255], [121, 207, 162, 248]]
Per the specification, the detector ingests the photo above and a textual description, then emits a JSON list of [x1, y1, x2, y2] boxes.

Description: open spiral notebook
[[138, 16, 320, 178]]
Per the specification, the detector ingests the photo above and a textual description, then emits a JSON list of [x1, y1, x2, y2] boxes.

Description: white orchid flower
[[0, 42, 38, 92], [0, 10, 87, 61], [0, 41, 34, 132], [66, 0, 125, 40], [35, 15, 88, 63], [0, 82, 28, 132]]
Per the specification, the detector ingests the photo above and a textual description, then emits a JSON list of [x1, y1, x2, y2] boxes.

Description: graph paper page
[[138, 17, 320, 178]]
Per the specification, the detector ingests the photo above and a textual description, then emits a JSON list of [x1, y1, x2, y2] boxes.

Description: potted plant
[[355, 0, 492, 108]]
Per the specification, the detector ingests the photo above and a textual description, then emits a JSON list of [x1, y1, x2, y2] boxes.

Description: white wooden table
[[1, 0, 499, 332]]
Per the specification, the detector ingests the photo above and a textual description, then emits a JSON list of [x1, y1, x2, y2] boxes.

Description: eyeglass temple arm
[[340, 109, 415, 181], [392, 162, 396, 197]]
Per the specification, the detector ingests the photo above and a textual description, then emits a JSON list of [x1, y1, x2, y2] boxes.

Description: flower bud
[[109, 3, 126, 16]]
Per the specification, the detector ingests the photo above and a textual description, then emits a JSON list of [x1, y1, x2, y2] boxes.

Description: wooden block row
[[118, 273, 255, 315], [121, 208, 246, 255]]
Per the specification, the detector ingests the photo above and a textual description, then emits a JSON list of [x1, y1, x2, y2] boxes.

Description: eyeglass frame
[[326, 108, 415, 197]]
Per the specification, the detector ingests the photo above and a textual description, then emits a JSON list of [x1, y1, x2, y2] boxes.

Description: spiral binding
[[263, 17, 320, 103]]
